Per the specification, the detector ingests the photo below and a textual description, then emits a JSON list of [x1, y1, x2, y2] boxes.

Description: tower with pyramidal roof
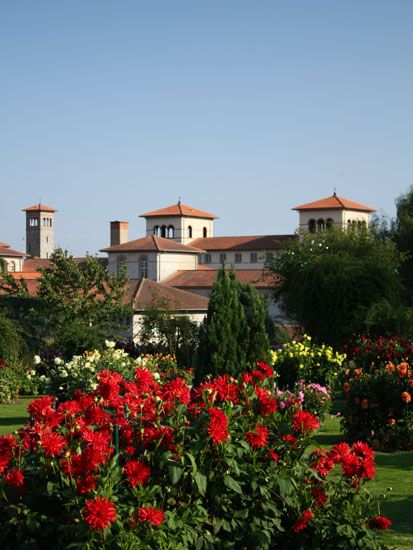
[[23, 203, 57, 258]]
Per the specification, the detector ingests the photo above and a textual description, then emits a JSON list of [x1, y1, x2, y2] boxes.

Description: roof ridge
[[335, 195, 346, 208], [134, 278, 145, 304]]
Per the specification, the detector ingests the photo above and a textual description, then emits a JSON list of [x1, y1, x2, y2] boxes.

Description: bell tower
[[23, 203, 57, 258]]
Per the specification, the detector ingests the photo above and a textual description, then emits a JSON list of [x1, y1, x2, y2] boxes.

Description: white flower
[[105, 340, 116, 349], [40, 375, 46, 381], [34, 355, 41, 365], [60, 370, 68, 378], [54, 357, 63, 366], [153, 372, 160, 381], [30, 369, 36, 376], [90, 382, 98, 390]]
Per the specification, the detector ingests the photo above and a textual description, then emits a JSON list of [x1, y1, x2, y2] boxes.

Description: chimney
[[110, 221, 129, 246]]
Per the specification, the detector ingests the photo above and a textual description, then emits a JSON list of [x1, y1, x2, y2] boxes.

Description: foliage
[[295, 380, 332, 421], [266, 227, 406, 347], [343, 335, 413, 369], [0, 248, 132, 356], [270, 335, 346, 389], [198, 269, 248, 378], [238, 281, 270, 364], [340, 342, 413, 451], [32, 343, 193, 401], [0, 362, 387, 549], [393, 185, 413, 301], [0, 360, 20, 403], [138, 295, 200, 368], [0, 313, 24, 362]]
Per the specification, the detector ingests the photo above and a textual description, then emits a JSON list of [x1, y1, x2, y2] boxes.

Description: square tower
[[23, 203, 57, 258]]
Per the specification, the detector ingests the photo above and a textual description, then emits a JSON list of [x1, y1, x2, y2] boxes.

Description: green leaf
[[223, 475, 243, 494], [168, 463, 183, 485], [194, 471, 207, 496], [46, 481, 54, 495]]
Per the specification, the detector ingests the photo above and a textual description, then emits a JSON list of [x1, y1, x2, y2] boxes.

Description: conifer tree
[[238, 281, 270, 364]]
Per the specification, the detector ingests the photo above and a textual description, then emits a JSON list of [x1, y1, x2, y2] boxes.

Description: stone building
[[23, 203, 57, 259]]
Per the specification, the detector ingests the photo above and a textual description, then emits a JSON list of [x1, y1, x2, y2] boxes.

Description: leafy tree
[[138, 294, 199, 367], [0, 248, 131, 356], [198, 268, 247, 378], [266, 227, 407, 347], [393, 185, 413, 302], [0, 312, 24, 362]]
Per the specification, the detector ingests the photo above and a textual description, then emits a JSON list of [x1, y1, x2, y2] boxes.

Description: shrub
[[341, 356, 413, 451], [270, 335, 346, 389], [32, 342, 193, 400], [0, 359, 20, 403], [0, 314, 24, 363], [0, 362, 387, 548]]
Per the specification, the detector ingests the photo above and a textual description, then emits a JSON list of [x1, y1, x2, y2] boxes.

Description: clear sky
[[1, 0, 412, 256]]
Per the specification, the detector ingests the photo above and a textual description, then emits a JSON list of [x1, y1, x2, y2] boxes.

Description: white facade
[[298, 208, 370, 233], [145, 216, 214, 245], [107, 251, 199, 281]]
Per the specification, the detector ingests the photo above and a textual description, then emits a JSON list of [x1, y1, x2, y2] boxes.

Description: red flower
[[246, 424, 269, 449], [0, 434, 17, 474], [40, 431, 66, 457], [123, 459, 150, 487], [137, 506, 165, 527], [207, 407, 229, 444], [83, 497, 117, 531], [282, 434, 297, 447], [76, 475, 96, 495], [268, 449, 279, 461], [369, 515, 392, 530], [292, 509, 314, 532], [255, 388, 278, 416], [329, 442, 351, 464], [256, 361, 275, 378], [292, 411, 320, 434], [28, 396, 57, 423], [311, 486, 328, 507], [4, 468, 24, 489]]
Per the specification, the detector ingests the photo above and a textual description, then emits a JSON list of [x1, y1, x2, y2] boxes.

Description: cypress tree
[[238, 281, 270, 364]]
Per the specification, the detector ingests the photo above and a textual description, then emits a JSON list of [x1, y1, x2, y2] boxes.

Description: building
[[0, 193, 375, 340]]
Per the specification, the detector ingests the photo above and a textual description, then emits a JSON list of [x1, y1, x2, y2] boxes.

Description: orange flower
[[386, 362, 396, 373], [397, 362, 408, 377], [408, 379, 413, 389], [342, 382, 350, 393], [401, 391, 412, 403], [354, 368, 363, 379], [388, 418, 396, 426], [361, 399, 369, 409]]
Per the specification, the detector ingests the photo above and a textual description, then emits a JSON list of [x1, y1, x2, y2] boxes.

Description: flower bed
[[341, 337, 413, 451], [270, 335, 346, 389], [0, 361, 388, 548]]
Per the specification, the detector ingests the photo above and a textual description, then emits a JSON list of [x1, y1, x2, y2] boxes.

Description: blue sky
[[1, 1, 412, 255]]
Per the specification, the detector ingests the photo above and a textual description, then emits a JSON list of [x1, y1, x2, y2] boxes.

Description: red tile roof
[[23, 203, 57, 213], [21, 257, 108, 272], [131, 278, 209, 311], [292, 194, 375, 213], [191, 234, 295, 251], [140, 202, 218, 219], [163, 268, 278, 289], [100, 235, 205, 254], [0, 244, 26, 257]]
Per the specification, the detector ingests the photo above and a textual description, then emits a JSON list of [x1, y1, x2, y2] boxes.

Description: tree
[[237, 281, 270, 364], [266, 227, 407, 347], [198, 268, 247, 378], [393, 185, 413, 302], [0, 248, 131, 356], [138, 294, 199, 367]]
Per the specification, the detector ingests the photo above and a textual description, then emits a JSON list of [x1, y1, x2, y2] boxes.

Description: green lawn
[[0, 398, 411, 548], [313, 415, 413, 549], [0, 396, 31, 435]]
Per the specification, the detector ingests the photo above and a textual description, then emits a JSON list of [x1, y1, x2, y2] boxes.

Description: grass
[[0, 398, 411, 547], [0, 396, 31, 435], [313, 414, 413, 549]]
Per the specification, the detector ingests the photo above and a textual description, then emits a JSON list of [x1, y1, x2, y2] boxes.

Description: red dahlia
[[83, 497, 117, 531], [292, 509, 314, 533], [207, 407, 229, 444], [246, 424, 269, 449], [292, 411, 320, 434], [4, 468, 25, 489], [137, 506, 165, 526], [40, 431, 66, 457], [123, 459, 151, 487], [369, 515, 392, 531]]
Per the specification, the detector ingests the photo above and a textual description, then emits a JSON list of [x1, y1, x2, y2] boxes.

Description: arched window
[[326, 218, 334, 230], [168, 225, 174, 239], [308, 219, 316, 233], [49, 218, 53, 227], [203, 227, 207, 238], [188, 226, 193, 238], [153, 225, 160, 236], [8, 261, 16, 272], [317, 219, 325, 231], [161, 225, 167, 238], [139, 255, 148, 278], [117, 256, 127, 275]]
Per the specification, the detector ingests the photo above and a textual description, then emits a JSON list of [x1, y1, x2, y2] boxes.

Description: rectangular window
[[265, 252, 273, 263], [204, 253, 211, 264], [219, 253, 227, 263], [250, 253, 257, 263], [235, 253, 242, 263]]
